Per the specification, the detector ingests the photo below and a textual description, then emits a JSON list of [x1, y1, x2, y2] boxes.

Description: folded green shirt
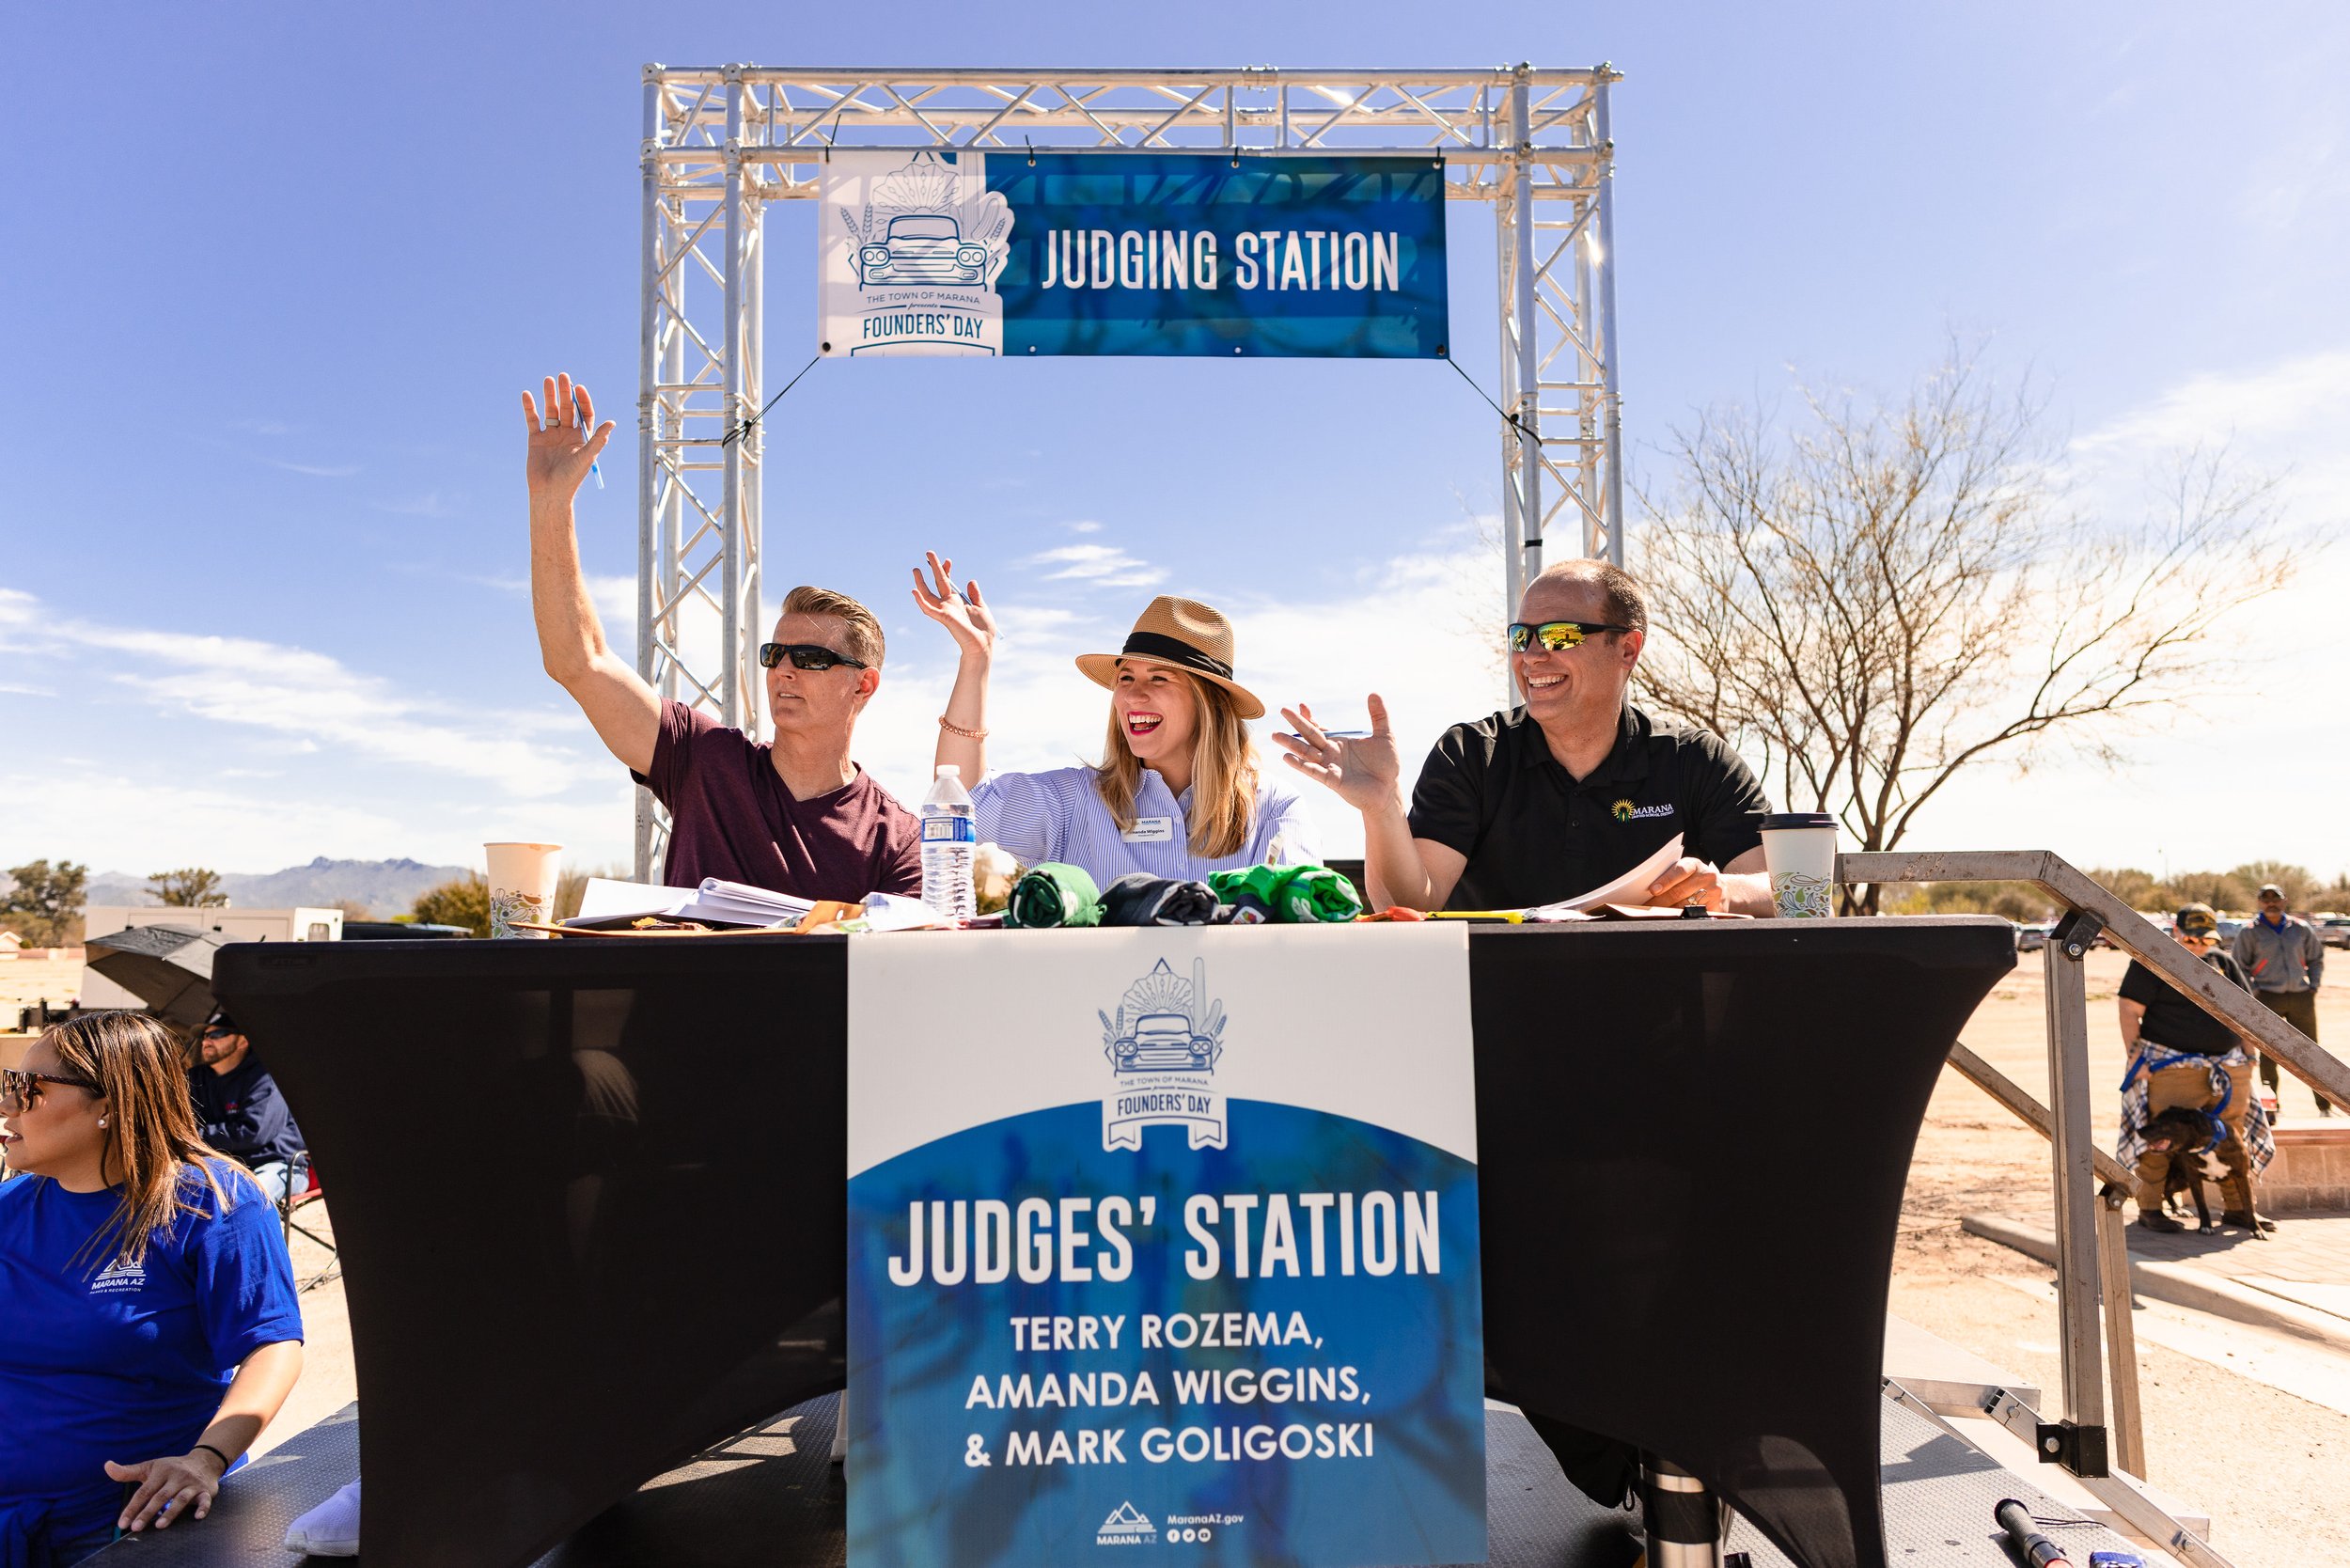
[[1006, 862, 1104, 929], [1207, 864, 1364, 923]]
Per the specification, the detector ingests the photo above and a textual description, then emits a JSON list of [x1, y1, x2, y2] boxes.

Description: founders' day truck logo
[[1098, 957, 1227, 1152], [823, 150, 1011, 355]]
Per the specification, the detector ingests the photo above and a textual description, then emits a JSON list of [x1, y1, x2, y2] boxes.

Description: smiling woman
[[911, 552, 1317, 885], [0, 1012, 305, 1562]]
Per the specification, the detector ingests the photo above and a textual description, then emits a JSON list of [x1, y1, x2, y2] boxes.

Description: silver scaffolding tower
[[634, 64, 1624, 879]]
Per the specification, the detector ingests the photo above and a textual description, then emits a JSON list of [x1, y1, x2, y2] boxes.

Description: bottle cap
[[936, 764, 961, 777]]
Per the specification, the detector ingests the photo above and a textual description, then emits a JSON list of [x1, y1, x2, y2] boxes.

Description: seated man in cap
[[188, 1011, 306, 1204], [2118, 903, 2273, 1233], [1277, 558, 1775, 913], [524, 371, 920, 901]]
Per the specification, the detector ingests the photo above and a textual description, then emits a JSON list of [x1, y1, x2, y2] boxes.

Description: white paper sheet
[[570, 877, 699, 924], [1520, 833, 1685, 921]]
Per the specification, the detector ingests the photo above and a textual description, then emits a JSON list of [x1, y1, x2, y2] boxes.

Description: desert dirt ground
[[1892, 946, 2350, 1568]]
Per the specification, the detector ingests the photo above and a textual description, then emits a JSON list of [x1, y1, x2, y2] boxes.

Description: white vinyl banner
[[821, 149, 1011, 357], [846, 926, 1476, 1176]]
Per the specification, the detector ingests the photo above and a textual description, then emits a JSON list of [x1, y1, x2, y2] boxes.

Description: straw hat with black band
[[1074, 597, 1265, 721]]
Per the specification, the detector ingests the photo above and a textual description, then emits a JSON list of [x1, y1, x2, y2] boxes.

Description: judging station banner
[[819, 150, 1449, 358], [846, 927, 1484, 1568]]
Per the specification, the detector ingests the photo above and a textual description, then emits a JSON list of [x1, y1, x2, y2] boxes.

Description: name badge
[[1121, 816, 1175, 844]]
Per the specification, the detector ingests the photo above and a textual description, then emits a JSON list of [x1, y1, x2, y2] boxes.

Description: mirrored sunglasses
[[1507, 619, 1633, 653], [759, 642, 868, 672]]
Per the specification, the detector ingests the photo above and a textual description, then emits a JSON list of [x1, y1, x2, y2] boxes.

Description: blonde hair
[[39, 1011, 254, 1272], [1094, 670, 1259, 858], [781, 585, 886, 666]]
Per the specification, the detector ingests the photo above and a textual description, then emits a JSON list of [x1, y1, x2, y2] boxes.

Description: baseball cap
[[2258, 883, 2285, 898], [2174, 903, 2220, 939]]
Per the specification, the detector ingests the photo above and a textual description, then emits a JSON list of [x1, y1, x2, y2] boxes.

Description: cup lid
[[1759, 813, 1837, 831]]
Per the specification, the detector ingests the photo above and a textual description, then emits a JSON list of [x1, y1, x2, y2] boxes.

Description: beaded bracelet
[[937, 715, 988, 741]]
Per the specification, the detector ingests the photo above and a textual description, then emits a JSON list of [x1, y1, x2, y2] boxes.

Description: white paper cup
[[484, 842, 563, 938], [1759, 814, 1838, 918]]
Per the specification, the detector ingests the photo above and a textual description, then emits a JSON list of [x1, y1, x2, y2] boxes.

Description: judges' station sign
[[819, 150, 1449, 358], [845, 926, 1484, 1568]]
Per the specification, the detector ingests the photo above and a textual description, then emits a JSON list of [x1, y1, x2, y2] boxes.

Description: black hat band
[[1120, 631, 1234, 681]]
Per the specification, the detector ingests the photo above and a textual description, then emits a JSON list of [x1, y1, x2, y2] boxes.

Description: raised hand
[[910, 550, 998, 660], [522, 372, 616, 509], [1274, 694, 1402, 814]]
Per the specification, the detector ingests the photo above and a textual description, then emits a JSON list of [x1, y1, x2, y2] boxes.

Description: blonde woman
[[1, 1012, 305, 1560], [912, 552, 1316, 883]]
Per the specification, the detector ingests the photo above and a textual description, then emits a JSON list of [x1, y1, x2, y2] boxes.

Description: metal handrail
[[1843, 851, 2350, 1105], [1840, 849, 2350, 1522]]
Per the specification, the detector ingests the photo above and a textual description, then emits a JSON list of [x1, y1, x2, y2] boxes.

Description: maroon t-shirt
[[635, 700, 922, 901]]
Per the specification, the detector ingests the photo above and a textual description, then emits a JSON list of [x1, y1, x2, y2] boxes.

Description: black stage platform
[[85, 1390, 2141, 1566], [215, 918, 2022, 1568]]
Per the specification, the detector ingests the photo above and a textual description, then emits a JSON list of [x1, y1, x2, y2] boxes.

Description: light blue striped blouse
[[972, 765, 1320, 884]]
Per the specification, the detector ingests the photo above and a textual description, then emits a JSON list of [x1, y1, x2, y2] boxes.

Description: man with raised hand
[[524, 371, 920, 901], [1277, 558, 1773, 915]]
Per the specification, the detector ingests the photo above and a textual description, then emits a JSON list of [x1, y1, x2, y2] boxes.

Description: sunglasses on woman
[[1, 1068, 100, 1111], [1507, 619, 1634, 653], [759, 642, 869, 671]]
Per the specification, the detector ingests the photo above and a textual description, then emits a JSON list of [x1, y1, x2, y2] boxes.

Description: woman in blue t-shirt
[[1, 1011, 306, 1565]]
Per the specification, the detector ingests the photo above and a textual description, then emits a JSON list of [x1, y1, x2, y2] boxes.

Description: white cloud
[[1025, 543, 1167, 588], [1065, 520, 1104, 534], [266, 459, 360, 478], [0, 588, 588, 799]]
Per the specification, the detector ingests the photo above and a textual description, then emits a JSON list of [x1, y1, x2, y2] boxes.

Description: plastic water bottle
[[919, 764, 977, 921]]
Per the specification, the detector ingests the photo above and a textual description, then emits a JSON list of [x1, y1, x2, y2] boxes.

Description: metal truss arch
[[635, 63, 1624, 878]]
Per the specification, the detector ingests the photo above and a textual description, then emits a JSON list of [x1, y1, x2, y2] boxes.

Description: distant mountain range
[[86, 857, 474, 917]]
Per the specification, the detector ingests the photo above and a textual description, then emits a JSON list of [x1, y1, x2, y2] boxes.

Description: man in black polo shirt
[[1278, 558, 1773, 913]]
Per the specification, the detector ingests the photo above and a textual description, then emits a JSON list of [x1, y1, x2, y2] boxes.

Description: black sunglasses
[[1507, 619, 1634, 653], [759, 642, 869, 672], [1, 1067, 101, 1110]]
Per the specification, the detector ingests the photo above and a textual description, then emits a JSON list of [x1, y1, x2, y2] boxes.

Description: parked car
[[2015, 922, 2053, 953], [2315, 914, 2350, 949]]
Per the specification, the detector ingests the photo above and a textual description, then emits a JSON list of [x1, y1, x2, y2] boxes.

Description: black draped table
[[215, 916, 2013, 1568]]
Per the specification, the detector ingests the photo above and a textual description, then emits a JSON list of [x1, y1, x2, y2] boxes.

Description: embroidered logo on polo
[[90, 1257, 149, 1294], [1611, 801, 1673, 823], [1098, 958, 1226, 1151]]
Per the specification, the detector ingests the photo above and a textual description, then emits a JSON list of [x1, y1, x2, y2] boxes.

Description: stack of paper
[[1521, 835, 1685, 921], [566, 876, 815, 930], [681, 878, 818, 927]]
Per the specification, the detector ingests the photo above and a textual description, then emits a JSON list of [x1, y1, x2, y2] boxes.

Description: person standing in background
[[2233, 882, 2329, 1118]]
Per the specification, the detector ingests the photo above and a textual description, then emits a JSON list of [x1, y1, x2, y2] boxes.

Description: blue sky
[[4, 2, 2345, 887]]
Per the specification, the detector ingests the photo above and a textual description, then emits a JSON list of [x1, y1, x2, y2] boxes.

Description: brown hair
[[1093, 670, 1259, 858], [1529, 558, 1648, 637], [781, 585, 886, 667], [39, 1011, 254, 1271]]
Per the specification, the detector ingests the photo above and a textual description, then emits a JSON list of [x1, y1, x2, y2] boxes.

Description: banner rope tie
[[724, 353, 825, 447], [1443, 354, 1543, 448]]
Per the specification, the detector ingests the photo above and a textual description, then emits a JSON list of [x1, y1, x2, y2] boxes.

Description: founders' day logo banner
[[819, 150, 1449, 359], [845, 927, 1483, 1568]]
